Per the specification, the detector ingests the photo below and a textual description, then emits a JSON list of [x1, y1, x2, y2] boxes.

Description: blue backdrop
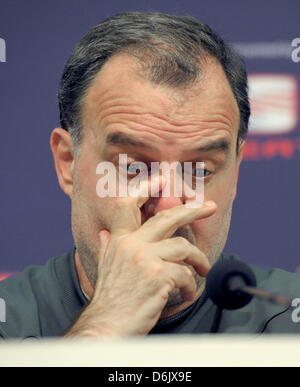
[[0, 0, 299, 275]]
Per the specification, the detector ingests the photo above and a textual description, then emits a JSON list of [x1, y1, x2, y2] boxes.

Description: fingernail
[[204, 200, 216, 208], [160, 175, 166, 186], [151, 174, 165, 185]]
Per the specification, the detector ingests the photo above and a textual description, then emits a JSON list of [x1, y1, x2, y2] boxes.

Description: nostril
[[147, 203, 155, 215], [143, 196, 183, 218], [143, 198, 158, 218]]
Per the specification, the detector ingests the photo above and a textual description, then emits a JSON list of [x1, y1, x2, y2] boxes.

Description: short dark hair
[[58, 12, 250, 153]]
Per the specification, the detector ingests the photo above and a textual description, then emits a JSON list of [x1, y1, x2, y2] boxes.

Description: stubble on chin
[[76, 238, 99, 289], [165, 205, 233, 307], [74, 197, 233, 309], [165, 226, 203, 307]]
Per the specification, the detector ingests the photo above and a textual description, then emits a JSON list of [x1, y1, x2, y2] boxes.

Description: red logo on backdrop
[[249, 74, 298, 134], [0, 273, 13, 281], [244, 73, 300, 160]]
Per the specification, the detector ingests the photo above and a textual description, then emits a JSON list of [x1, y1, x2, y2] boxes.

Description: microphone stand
[[228, 276, 292, 309]]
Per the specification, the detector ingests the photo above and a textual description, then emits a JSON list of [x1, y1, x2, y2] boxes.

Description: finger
[[152, 237, 211, 277], [163, 261, 197, 301], [137, 200, 217, 242], [110, 175, 165, 236]]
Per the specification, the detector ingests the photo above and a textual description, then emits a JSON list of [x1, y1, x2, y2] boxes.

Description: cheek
[[192, 168, 237, 233], [205, 164, 237, 210], [73, 153, 117, 231], [208, 182, 235, 213]]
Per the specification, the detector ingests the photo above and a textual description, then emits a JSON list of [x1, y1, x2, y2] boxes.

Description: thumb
[[99, 229, 110, 257]]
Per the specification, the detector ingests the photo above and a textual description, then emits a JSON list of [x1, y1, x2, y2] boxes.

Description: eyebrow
[[194, 139, 230, 154], [106, 131, 230, 154], [106, 132, 151, 149]]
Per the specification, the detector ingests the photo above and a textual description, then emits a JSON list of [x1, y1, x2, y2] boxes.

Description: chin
[[165, 288, 186, 307]]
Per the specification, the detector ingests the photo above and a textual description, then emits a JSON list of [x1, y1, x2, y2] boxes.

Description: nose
[[144, 195, 183, 218], [143, 172, 184, 217]]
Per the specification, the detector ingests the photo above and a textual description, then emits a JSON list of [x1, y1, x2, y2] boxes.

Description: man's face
[[69, 54, 243, 305]]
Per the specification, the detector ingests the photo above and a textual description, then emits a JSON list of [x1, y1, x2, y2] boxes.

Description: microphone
[[205, 259, 292, 310]]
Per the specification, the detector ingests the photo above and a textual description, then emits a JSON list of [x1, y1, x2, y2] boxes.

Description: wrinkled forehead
[[80, 53, 240, 145]]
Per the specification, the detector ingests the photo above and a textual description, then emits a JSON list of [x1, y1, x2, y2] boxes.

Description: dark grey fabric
[[0, 248, 299, 339]]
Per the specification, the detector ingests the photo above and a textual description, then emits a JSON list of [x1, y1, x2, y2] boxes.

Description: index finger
[[136, 201, 217, 242], [110, 175, 165, 236]]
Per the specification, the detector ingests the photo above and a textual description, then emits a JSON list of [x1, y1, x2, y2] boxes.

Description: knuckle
[[149, 261, 165, 277], [183, 265, 194, 277], [160, 285, 172, 301], [173, 236, 189, 247], [155, 209, 173, 221], [132, 248, 147, 263], [117, 236, 133, 253]]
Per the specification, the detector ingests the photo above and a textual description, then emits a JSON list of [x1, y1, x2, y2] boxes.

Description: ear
[[232, 139, 245, 201], [50, 128, 75, 198]]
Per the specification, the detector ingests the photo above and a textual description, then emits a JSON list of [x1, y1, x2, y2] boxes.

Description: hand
[[66, 177, 216, 337]]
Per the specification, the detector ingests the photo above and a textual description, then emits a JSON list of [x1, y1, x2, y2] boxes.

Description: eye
[[127, 163, 140, 174], [184, 163, 211, 179], [191, 165, 211, 178], [119, 162, 150, 177]]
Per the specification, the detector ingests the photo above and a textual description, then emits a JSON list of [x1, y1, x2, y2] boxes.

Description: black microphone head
[[206, 259, 257, 310]]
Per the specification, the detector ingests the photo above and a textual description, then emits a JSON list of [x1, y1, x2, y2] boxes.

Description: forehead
[[80, 54, 240, 145]]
